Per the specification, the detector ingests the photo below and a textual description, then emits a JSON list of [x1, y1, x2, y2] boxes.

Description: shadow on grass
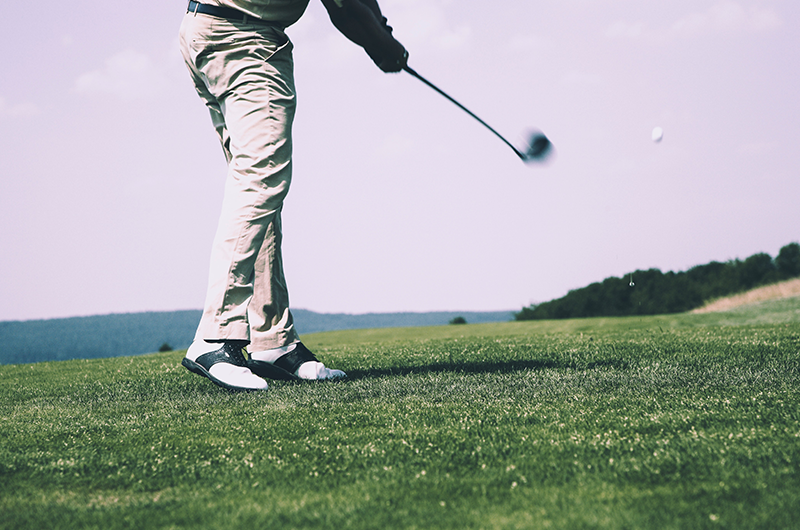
[[343, 358, 629, 381], [175, 358, 630, 392]]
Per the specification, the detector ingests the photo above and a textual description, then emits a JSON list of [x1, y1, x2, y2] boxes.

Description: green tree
[[776, 242, 800, 278], [739, 252, 776, 289]]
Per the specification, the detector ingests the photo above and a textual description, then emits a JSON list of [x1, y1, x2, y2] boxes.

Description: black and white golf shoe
[[248, 342, 346, 381], [182, 340, 268, 391]]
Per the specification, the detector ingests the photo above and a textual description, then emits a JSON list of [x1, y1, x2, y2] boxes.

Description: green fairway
[[1, 298, 799, 529]]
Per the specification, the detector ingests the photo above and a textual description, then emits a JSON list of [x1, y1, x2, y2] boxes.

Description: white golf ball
[[652, 126, 664, 142]]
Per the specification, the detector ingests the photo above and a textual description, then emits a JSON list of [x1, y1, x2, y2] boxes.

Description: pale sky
[[1, 0, 798, 322]]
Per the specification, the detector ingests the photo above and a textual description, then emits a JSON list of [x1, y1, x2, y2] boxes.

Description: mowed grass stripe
[[1, 298, 799, 529]]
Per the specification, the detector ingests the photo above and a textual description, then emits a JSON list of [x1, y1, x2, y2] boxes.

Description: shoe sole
[[181, 357, 267, 392]]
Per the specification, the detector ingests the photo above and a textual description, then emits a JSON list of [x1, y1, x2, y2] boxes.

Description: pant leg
[[247, 209, 298, 350], [179, 13, 299, 348]]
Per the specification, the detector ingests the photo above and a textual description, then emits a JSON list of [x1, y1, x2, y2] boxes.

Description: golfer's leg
[[177, 13, 270, 391], [194, 27, 297, 343], [179, 14, 232, 165], [248, 209, 299, 351]]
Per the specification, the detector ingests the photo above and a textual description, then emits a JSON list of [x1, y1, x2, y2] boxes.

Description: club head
[[522, 132, 553, 163]]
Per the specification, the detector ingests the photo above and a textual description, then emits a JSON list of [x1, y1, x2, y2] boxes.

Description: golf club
[[403, 65, 552, 163]]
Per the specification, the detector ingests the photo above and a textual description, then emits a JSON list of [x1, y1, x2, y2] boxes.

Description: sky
[[1, 0, 798, 322]]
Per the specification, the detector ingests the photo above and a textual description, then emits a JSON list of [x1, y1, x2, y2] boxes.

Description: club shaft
[[403, 66, 524, 160]]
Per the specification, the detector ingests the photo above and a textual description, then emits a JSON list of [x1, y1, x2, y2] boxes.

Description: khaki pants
[[179, 12, 299, 351]]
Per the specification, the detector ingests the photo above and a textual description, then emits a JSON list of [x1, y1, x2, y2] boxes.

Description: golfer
[[179, 0, 408, 391]]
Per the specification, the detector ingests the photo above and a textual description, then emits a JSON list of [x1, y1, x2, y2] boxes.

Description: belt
[[187, 1, 280, 26]]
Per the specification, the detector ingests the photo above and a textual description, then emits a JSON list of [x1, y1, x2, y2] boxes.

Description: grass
[[1, 298, 799, 529]]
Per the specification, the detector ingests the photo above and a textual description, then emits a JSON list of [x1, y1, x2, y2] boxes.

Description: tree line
[[515, 242, 800, 321]]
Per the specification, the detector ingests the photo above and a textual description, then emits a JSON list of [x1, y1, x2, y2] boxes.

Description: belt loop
[[192, 1, 199, 16], [243, 14, 248, 24]]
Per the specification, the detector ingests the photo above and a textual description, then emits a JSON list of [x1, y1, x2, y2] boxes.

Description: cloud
[[383, 0, 472, 51], [561, 70, 603, 87], [74, 48, 173, 100], [605, 20, 646, 40], [739, 141, 775, 156], [671, 2, 782, 35], [605, 2, 782, 42], [436, 24, 471, 50], [506, 33, 553, 53], [371, 133, 416, 160], [291, 0, 470, 68], [0, 95, 41, 117]]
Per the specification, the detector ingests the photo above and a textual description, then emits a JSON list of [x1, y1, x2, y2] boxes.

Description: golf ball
[[652, 126, 664, 142]]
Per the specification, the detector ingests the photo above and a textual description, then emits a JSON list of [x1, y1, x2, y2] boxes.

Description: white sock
[[296, 361, 346, 380], [249, 342, 345, 380]]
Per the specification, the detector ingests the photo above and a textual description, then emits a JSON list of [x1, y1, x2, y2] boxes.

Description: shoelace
[[220, 341, 249, 367]]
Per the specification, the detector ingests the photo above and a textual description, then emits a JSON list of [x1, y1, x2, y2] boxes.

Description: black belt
[[187, 1, 280, 26]]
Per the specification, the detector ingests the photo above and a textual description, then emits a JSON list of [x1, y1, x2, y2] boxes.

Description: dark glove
[[366, 39, 408, 72]]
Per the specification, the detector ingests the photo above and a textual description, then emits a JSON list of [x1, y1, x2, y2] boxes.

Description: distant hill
[[0, 309, 514, 365], [516, 242, 800, 321]]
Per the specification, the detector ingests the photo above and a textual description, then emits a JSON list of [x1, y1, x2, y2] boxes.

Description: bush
[[449, 316, 467, 325]]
